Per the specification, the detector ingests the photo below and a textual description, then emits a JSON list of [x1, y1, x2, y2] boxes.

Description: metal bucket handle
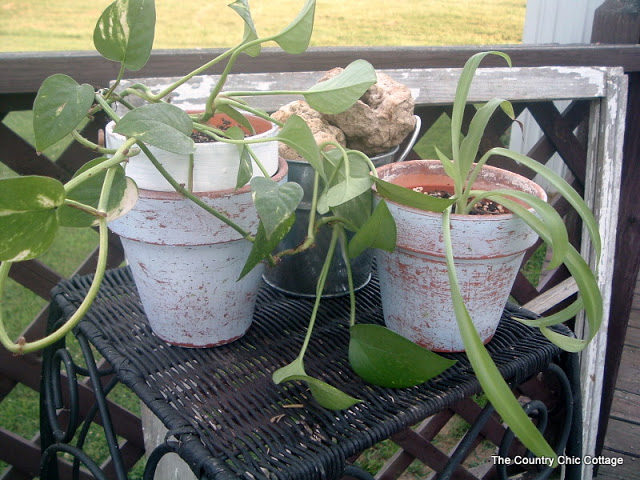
[[396, 115, 422, 162]]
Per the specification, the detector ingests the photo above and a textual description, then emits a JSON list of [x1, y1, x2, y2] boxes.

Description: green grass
[[1, 0, 527, 477], [0, 0, 525, 53]]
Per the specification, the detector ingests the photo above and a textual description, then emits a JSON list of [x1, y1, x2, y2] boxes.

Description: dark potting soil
[[411, 186, 509, 215], [191, 117, 234, 143]]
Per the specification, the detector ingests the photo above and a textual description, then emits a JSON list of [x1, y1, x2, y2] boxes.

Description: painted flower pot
[[105, 113, 279, 192], [374, 160, 546, 352], [106, 115, 283, 347]]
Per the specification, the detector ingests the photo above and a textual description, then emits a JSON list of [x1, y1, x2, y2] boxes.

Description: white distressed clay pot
[[107, 111, 284, 347], [374, 160, 546, 352], [109, 157, 287, 347], [105, 113, 279, 192]]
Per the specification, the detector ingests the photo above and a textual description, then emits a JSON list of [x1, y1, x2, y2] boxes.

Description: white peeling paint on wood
[[122, 66, 611, 113], [577, 68, 627, 479]]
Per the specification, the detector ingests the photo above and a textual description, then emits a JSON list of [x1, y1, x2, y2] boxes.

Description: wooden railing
[[1, 11, 639, 479]]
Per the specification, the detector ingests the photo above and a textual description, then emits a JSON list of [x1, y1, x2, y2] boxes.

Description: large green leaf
[[304, 60, 377, 115], [114, 103, 195, 154], [251, 177, 303, 239], [277, 115, 324, 179], [0, 176, 65, 262], [485, 147, 601, 258], [287, 375, 361, 410], [441, 208, 557, 463], [228, 0, 261, 57], [320, 177, 374, 213], [93, 0, 156, 71], [272, 0, 315, 54], [33, 74, 95, 152], [58, 158, 137, 228], [473, 190, 568, 270], [349, 324, 456, 388], [330, 191, 372, 231], [458, 98, 513, 175], [239, 216, 294, 280], [373, 177, 456, 212], [450, 51, 511, 162], [347, 199, 396, 258], [317, 149, 373, 214], [273, 359, 361, 410]]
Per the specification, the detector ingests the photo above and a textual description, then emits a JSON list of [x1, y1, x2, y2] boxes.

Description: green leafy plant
[[0, 0, 446, 411], [373, 51, 603, 463], [0, 0, 602, 466]]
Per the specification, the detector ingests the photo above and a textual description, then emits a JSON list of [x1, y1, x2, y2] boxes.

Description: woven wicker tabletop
[[51, 267, 566, 479]]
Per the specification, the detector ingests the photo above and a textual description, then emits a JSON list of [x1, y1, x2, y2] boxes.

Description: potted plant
[[0, 0, 603, 468], [364, 51, 603, 463], [0, 0, 418, 413]]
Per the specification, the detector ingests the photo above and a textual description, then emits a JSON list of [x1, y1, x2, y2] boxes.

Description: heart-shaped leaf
[[272, 0, 315, 54], [349, 324, 456, 388], [0, 176, 65, 262], [287, 375, 362, 410], [33, 74, 95, 152], [330, 190, 372, 231], [58, 158, 137, 227], [304, 60, 377, 114], [373, 177, 456, 212], [93, 0, 156, 71], [348, 199, 396, 258], [228, 0, 261, 57], [277, 115, 324, 179], [274, 359, 361, 410], [273, 356, 306, 384], [114, 103, 195, 154], [239, 215, 295, 280], [321, 177, 374, 210], [317, 149, 373, 215], [251, 177, 303, 239]]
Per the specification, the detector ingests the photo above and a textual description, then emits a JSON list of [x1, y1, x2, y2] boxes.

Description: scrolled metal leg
[[497, 362, 576, 480], [341, 464, 376, 480], [41, 442, 109, 480]]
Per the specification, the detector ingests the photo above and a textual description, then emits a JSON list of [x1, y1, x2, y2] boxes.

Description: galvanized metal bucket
[[263, 116, 421, 297]]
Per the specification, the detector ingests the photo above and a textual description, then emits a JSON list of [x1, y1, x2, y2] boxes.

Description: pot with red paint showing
[[374, 160, 546, 352], [107, 114, 283, 347]]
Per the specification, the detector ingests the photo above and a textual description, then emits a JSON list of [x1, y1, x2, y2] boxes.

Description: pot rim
[[135, 156, 288, 200], [105, 112, 279, 143], [374, 159, 547, 220]]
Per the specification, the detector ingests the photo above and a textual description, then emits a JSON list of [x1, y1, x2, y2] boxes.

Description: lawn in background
[[1, 1, 527, 477], [0, 0, 525, 52]]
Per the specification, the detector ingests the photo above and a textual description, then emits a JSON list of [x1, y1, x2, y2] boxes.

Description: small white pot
[[374, 160, 546, 352], [105, 113, 279, 192]]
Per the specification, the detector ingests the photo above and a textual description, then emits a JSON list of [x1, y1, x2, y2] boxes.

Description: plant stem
[[136, 142, 254, 241], [0, 168, 117, 354], [338, 228, 356, 327], [71, 130, 118, 155], [148, 48, 238, 102], [296, 225, 340, 358], [64, 138, 137, 192], [63, 199, 107, 218]]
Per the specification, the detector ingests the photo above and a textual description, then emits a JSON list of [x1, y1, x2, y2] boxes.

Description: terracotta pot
[[105, 113, 279, 192], [109, 157, 288, 347], [374, 160, 546, 352], [107, 112, 283, 347]]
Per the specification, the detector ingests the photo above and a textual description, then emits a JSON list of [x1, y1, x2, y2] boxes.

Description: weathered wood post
[[591, 0, 640, 463]]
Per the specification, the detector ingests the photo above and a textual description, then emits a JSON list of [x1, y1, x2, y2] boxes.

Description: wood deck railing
[[1, 7, 639, 478]]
